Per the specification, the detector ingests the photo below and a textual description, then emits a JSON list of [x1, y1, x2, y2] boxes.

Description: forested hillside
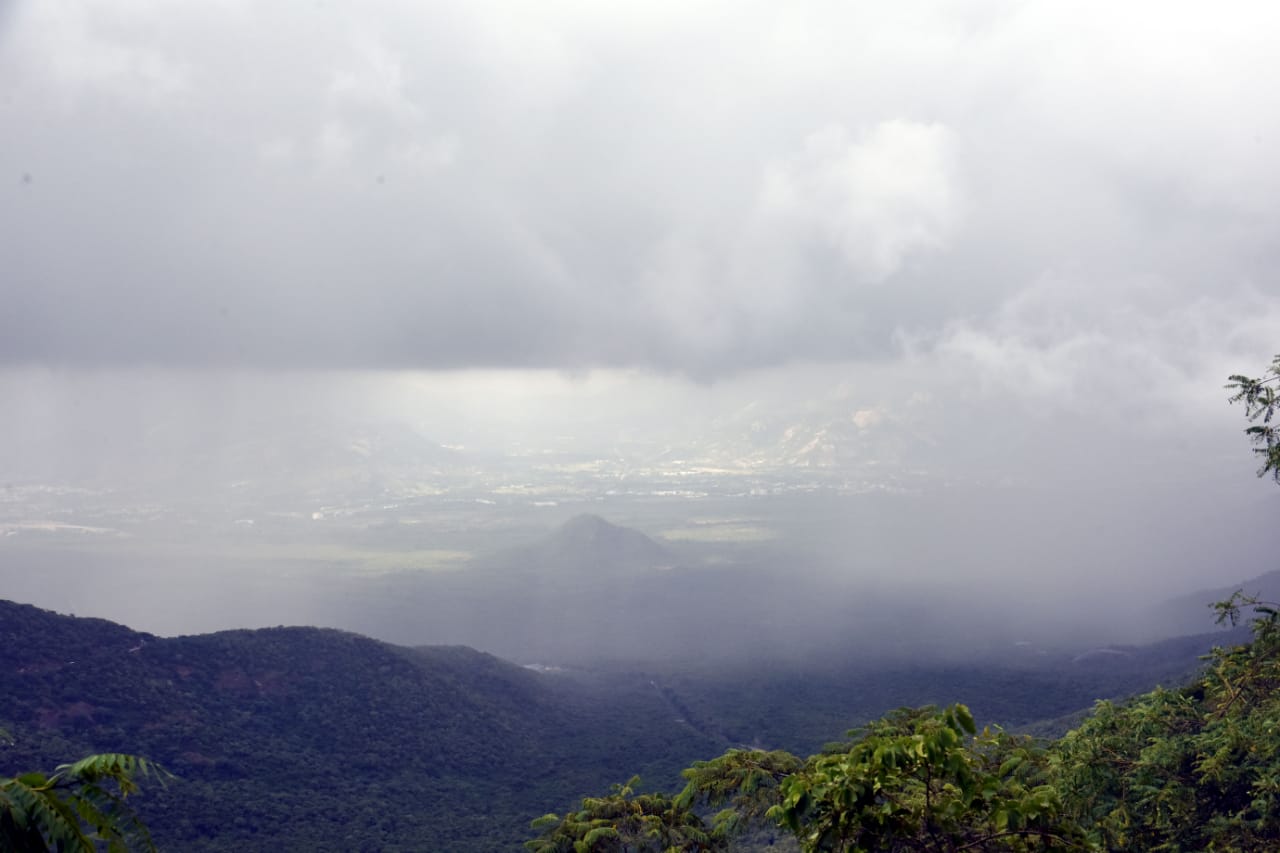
[[0, 597, 1239, 851], [0, 600, 720, 851]]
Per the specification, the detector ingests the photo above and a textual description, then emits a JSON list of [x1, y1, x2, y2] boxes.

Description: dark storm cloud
[[1, 1, 1277, 379]]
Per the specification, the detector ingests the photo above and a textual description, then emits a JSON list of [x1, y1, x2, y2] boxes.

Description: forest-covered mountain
[[0, 598, 1242, 850], [0, 600, 720, 851]]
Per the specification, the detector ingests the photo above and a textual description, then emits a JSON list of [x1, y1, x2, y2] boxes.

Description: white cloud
[[757, 120, 962, 283], [935, 276, 1280, 425], [314, 121, 355, 170], [8, 1, 189, 106], [1, 0, 1276, 381]]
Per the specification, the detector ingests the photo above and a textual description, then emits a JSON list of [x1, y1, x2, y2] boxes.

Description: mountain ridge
[[2, 580, 1252, 850], [0, 598, 718, 851]]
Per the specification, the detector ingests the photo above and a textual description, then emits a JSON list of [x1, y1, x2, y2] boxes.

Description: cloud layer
[[2, 0, 1277, 382]]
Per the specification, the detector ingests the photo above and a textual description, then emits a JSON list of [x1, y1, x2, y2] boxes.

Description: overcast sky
[[1, 0, 1278, 486]]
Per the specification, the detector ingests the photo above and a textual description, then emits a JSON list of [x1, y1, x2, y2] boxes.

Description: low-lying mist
[[1, 366, 1274, 669], [3, 496, 1271, 668]]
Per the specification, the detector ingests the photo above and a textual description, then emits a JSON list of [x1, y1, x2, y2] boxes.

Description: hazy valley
[[3, 402, 1275, 659], [6, 438, 1274, 849]]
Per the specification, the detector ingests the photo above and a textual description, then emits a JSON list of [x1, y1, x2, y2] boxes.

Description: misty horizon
[[2, 0, 1278, 665]]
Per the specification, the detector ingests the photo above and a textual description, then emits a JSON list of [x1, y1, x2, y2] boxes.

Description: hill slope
[[0, 600, 717, 851], [1, 598, 1236, 850]]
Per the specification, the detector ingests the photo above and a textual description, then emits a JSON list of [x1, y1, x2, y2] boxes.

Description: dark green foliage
[[677, 749, 802, 839], [526, 777, 723, 852], [1050, 593, 1280, 850], [2, 596, 1228, 850], [640, 639, 1223, 758], [770, 705, 1082, 852], [1227, 353, 1280, 482], [0, 753, 167, 852], [537, 608, 1280, 852], [0, 601, 721, 851], [551, 709, 1085, 852]]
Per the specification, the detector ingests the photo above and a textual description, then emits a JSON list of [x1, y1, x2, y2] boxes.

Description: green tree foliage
[[768, 705, 1082, 852], [677, 749, 801, 839], [538, 708, 1084, 853], [533, 620, 1280, 852], [526, 776, 723, 852], [1227, 353, 1280, 482], [1050, 594, 1280, 850], [0, 753, 168, 853], [1022, 356, 1280, 845]]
